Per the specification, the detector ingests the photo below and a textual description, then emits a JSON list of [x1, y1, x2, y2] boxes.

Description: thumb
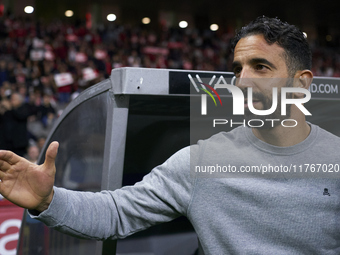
[[43, 141, 59, 170]]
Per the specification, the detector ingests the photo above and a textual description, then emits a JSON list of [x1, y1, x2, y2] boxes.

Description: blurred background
[[0, 0, 340, 159]]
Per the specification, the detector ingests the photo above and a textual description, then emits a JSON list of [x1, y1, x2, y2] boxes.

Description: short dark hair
[[231, 16, 312, 76]]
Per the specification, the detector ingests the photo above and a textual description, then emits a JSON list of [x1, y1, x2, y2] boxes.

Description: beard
[[242, 80, 293, 129]]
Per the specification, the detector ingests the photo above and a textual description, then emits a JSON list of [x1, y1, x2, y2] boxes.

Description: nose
[[239, 67, 251, 79], [236, 68, 254, 90]]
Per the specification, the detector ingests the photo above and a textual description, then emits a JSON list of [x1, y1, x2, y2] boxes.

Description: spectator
[[36, 136, 47, 152], [0, 60, 8, 86], [37, 93, 56, 131], [26, 144, 40, 164], [0, 97, 10, 149], [2, 92, 31, 156]]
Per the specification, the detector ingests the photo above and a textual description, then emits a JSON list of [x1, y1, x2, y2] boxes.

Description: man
[[1, 92, 31, 156], [25, 144, 40, 164], [0, 16, 340, 254]]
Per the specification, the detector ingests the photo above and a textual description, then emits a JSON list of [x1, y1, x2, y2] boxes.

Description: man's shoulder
[[313, 124, 340, 144]]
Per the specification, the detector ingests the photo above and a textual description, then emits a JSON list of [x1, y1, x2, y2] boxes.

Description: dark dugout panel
[[117, 95, 199, 255]]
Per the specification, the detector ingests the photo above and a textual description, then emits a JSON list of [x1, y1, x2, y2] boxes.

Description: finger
[[0, 159, 12, 172], [0, 150, 21, 165], [43, 141, 59, 170]]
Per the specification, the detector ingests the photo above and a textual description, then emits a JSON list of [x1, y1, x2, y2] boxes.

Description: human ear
[[295, 69, 313, 89], [292, 70, 313, 98]]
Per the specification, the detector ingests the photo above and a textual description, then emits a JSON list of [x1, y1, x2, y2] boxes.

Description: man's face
[[232, 34, 292, 123], [10, 94, 23, 109]]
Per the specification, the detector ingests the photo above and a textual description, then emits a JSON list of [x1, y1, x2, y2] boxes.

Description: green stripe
[[200, 88, 217, 106]]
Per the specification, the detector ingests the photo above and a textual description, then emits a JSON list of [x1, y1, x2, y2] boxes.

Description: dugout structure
[[17, 67, 340, 255]]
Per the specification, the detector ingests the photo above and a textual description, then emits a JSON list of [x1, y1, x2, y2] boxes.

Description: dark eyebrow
[[231, 58, 277, 72], [250, 58, 277, 70], [231, 61, 241, 71]]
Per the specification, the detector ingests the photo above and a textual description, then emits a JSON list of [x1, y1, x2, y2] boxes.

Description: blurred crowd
[[0, 15, 340, 159]]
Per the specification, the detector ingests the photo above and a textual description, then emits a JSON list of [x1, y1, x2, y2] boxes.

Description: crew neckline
[[243, 123, 318, 156]]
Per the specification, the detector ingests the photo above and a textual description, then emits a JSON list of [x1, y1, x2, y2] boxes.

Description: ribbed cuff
[[27, 187, 68, 227]]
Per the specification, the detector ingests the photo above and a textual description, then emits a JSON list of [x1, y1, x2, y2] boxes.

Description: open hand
[[0, 142, 59, 212]]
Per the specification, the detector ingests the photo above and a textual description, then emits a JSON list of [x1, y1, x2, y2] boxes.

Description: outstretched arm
[[0, 141, 59, 212], [0, 143, 195, 240], [29, 146, 195, 240]]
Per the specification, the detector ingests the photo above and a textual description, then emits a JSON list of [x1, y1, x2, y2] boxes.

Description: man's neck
[[251, 117, 311, 147]]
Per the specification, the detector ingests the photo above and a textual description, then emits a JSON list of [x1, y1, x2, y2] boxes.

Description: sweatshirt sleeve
[[28, 146, 197, 240]]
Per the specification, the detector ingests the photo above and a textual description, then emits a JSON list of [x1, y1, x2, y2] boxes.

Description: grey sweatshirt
[[30, 124, 340, 254]]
